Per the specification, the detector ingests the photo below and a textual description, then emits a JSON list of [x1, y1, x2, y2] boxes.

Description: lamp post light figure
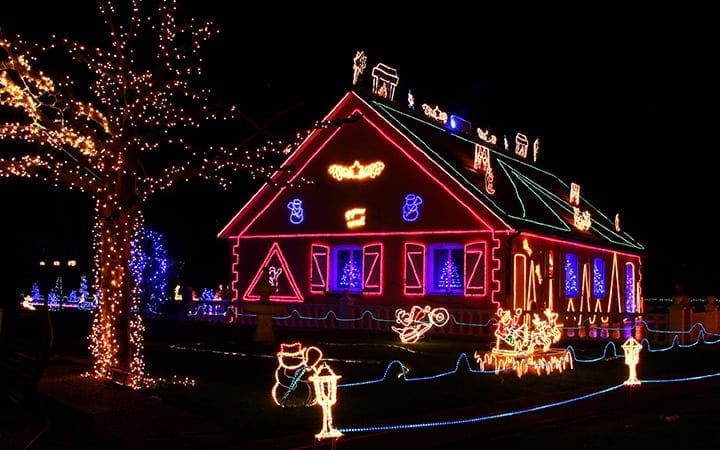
[[621, 337, 642, 386], [309, 362, 342, 440]]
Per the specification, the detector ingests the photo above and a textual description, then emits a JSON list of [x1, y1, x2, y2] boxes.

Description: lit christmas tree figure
[[79, 274, 90, 301], [78, 274, 97, 310], [53, 276, 64, 299], [47, 276, 63, 309], [438, 258, 462, 291], [30, 282, 41, 303], [200, 288, 214, 301], [339, 259, 361, 290], [47, 290, 59, 310]]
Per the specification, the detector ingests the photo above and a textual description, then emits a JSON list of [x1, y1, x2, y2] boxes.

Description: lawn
[[137, 319, 720, 444], [6, 310, 720, 447]]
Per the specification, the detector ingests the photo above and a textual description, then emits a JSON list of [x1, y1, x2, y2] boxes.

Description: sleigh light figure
[[475, 306, 572, 378]]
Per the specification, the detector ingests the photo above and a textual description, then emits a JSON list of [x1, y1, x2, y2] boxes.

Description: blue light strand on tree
[[130, 228, 171, 312], [31, 282, 41, 302]]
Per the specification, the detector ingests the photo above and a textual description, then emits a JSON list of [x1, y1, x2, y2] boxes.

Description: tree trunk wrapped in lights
[[89, 195, 145, 382], [1, 1, 352, 387]]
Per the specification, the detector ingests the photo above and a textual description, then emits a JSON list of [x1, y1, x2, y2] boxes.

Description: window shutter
[[310, 244, 329, 293]]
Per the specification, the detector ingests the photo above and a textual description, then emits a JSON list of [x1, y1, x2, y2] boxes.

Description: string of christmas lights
[[1, 0, 357, 387]]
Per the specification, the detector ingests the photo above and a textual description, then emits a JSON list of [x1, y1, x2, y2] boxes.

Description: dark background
[[1, 2, 717, 304]]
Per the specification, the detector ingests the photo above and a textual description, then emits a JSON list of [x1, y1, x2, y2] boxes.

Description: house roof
[[357, 88, 644, 254], [219, 83, 644, 255]]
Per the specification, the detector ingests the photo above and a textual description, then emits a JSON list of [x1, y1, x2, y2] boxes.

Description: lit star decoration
[[421, 104, 448, 124], [344, 207, 366, 229], [621, 337, 642, 386], [352, 50, 366, 85], [327, 160, 385, 181], [391, 305, 450, 343], [0, 1, 344, 387], [309, 362, 343, 440], [475, 306, 571, 378], [271, 342, 324, 407]]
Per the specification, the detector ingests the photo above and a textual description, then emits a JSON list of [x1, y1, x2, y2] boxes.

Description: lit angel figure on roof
[[476, 306, 571, 377]]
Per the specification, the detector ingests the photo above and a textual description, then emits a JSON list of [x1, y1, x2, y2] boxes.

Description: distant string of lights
[[172, 331, 720, 389], [339, 384, 626, 434], [211, 307, 720, 343]]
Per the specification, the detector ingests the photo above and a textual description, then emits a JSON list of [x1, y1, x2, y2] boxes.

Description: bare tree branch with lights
[[0, 0, 349, 387]]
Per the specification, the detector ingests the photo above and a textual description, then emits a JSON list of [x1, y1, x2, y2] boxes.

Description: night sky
[[1, 2, 717, 301]]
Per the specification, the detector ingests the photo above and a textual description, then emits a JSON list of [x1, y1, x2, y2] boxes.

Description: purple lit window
[[564, 253, 579, 297], [593, 257, 605, 298], [625, 263, 636, 313], [428, 244, 464, 295], [331, 246, 363, 293]]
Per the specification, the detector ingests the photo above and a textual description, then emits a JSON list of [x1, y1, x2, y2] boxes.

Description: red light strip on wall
[[362, 242, 383, 295], [521, 232, 643, 260], [242, 242, 303, 302], [229, 95, 506, 238], [217, 93, 355, 239], [403, 242, 425, 296]]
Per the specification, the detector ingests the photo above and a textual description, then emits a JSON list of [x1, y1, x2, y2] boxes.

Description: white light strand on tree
[[0, 0, 357, 387]]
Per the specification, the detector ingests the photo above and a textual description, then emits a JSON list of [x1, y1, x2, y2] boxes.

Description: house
[[217, 56, 645, 339]]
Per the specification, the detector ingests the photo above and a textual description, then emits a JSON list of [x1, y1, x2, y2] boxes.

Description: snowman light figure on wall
[[402, 193, 423, 222], [287, 198, 304, 225]]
